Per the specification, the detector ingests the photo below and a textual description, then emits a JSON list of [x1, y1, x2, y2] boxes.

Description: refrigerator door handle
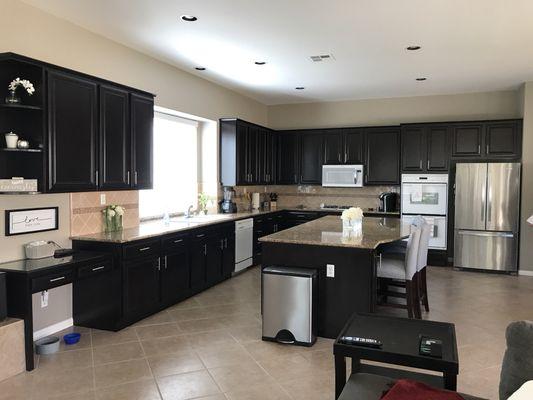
[[457, 230, 514, 238]]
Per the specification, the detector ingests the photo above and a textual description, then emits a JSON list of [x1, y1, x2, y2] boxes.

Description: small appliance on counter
[[379, 192, 398, 212], [252, 193, 261, 211], [269, 193, 278, 210], [221, 187, 237, 213]]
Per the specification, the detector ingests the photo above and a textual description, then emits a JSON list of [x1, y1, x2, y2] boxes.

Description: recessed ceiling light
[[406, 45, 421, 51], [195, 67, 206, 71], [181, 15, 197, 22], [416, 77, 427, 81], [254, 61, 266, 65], [295, 87, 305, 90]]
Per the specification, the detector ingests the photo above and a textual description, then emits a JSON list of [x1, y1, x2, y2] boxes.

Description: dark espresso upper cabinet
[[47, 70, 98, 192], [258, 128, 276, 184], [451, 120, 521, 160], [323, 130, 343, 164], [299, 131, 323, 184], [365, 127, 400, 185], [401, 124, 449, 172], [277, 131, 299, 184], [100, 85, 130, 189], [451, 123, 483, 158], [131, 93, 154, 189], [484, 120, 522, 159], [344, 129, 364, 164]]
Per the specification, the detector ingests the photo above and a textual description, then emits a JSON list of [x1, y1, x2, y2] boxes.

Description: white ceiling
[[22, 0, 533, 105]]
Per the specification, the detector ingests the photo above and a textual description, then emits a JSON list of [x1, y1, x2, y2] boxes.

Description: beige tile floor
[[1, 266, 532, 400]]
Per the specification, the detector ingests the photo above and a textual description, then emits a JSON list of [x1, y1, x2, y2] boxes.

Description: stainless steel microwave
[[322, 165, 364, 187]]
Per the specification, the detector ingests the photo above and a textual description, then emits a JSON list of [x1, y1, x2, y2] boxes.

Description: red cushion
[[381, 379, 464, 400]]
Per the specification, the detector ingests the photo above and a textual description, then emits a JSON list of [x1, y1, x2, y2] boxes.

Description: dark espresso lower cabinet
[[124, 255, 161, 321], [161, 235, 190, 306]]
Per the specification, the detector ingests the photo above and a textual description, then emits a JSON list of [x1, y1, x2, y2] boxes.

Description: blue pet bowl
[[63, 333, 81, 345]]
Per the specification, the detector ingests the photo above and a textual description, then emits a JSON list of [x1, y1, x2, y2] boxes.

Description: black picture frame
[[5, 207, 59, 236]]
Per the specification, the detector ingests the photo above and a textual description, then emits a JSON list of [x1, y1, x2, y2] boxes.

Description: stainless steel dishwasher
[[262, 266, 317, 346]]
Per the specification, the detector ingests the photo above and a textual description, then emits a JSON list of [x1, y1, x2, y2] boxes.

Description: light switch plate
[[41, 290, 48, 308], [326, 264, 335, 278], [100, 194, 106, 205]]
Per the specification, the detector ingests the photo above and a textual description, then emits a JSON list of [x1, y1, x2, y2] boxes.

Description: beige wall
[[0, 194, 71, 263], [519, 83, 533, 272], [0, 0, 268, 125], [267, 90, 521, 129]]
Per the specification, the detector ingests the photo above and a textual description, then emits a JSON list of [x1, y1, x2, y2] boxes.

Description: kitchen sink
[[170, 214, 234, 224]]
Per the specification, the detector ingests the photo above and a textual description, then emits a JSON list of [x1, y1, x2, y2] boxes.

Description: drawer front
[[162, 233, 189, 253], [32, 269, 75, 292], [78, 259, 113, 279], [286, 211, 320, 220], [123, 239, 160, 260]]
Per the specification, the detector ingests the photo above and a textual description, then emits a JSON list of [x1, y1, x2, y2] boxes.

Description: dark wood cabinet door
[[247, 125, 260, 183], [256, 128, 267, 184], [190, 240, 207, 292], [264, 130, 276, 184], [485, 121, 522, 159], [451, 123, 483, 158], [426, 126, 449, 171], [206, 237, 223, 285], [235, 123, 249, 185], [131, 93, 153, 189], [365, 128, 400, 185], [124, 255, 160, 318], [323, 130, 343, 164], [162, 249, 190, 305], [300, 132, 323, 184], [401, 126, 425, 172], [47, 70, 98, 192], [344, 129, 364, 164], [277, 132, 299, 184], [222, 232, 235, 277], [100, 85, 130, 189]]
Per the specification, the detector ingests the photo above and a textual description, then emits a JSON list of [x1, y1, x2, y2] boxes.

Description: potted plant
[[198, 193, 212, 215], [6, 77, 35, 105]]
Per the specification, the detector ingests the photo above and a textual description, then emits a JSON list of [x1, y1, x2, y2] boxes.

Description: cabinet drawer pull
[[139, 247, 150, 251], [173, 239, 183, 243], [203, 244, 207, 256], [196, 234, 205, 238], [164, 255, 168, 270], [50, 276, 65, 283], [92, 266, 105, 272]]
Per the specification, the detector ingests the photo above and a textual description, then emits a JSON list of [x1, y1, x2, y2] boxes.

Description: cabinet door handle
[[220, 239, 224, 250], [139, 246, 150, 251], [134, 171, 138, 185], [156, 257, 161, 271], [224, 238, 228, 248], [204, 244, 207, 256], [427, 160, 430, 170], [164, 255, 168, 269], [127, 171, 131, 185], [50, 276, 65, 283], [419, 160, 422, 169], [486, 144, 489, 155], [92, 266, 105, 272], [95, 170, 99, 186], [173, 239, 183, 243], [477, 144, 481, 155]]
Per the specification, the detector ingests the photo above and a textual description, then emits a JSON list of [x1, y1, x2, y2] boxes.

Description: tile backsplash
[[70, 191, 139, 236], [232, 185, 400, 211]]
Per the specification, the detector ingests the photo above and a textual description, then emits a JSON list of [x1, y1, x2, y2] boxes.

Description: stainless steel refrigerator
[[454, 162, 521, 271]]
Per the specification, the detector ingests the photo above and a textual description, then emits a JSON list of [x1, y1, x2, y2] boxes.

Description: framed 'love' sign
[[5, 207, 59, 236]]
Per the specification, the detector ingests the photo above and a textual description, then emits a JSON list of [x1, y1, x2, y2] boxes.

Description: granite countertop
[[70, 208, 401, 244], [259, 215, 411, 249]]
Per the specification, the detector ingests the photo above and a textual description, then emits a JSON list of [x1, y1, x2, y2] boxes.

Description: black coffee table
[[334, 313, 459, 399]]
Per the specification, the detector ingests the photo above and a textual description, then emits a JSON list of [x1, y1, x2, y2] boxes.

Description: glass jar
[[5, 90, 21, 105]]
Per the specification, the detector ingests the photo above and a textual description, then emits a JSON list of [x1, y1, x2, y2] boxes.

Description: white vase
[[5, 132, 18, 149], [343, 218, 362, 234]]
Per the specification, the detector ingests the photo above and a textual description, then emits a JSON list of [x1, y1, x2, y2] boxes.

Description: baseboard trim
[[33, 318, 73, 341], [518, 270, 533, 277]]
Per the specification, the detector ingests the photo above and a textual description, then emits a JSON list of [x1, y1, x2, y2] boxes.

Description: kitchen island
[[259, 215, 410, 338]]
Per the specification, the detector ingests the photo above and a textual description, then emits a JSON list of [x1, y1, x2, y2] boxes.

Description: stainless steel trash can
[[261, 266, 317, 346]]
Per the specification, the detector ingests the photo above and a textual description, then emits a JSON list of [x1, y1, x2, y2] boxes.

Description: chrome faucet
[[185, 205, 194, 218]]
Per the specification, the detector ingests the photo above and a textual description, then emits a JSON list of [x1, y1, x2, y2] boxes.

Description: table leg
[[335, 354, 346, 399], [443, 371, 457, 391]]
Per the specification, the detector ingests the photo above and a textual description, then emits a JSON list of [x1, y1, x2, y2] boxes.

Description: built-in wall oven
[[401, 174, 449, 250]]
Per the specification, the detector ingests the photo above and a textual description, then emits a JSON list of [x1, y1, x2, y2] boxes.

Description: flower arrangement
[[102, 204, 125, 232], [9, 78, 35, 95], [341, 207, 363, 234]]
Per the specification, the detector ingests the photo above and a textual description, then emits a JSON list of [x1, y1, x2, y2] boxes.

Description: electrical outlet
[[100, 194, 106, 205], [326, 264, 335, 278], [41, 290, 49, 308]]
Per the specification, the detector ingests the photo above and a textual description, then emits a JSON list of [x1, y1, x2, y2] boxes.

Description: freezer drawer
[[454, 230, 517, 271]]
